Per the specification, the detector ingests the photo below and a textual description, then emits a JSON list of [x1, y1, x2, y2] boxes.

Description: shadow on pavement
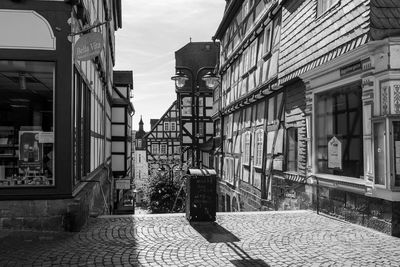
[[227, 242, 271, 267], [190, 221, 240, 243], [230, 259, 271, 267], [188, 225, 270, 267]]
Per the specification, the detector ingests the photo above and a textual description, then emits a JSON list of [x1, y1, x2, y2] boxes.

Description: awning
[[188, 168, 217, 176], [282, 172, 307, 184]]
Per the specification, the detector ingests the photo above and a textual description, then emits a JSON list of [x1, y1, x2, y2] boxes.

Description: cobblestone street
[[0, 210, 400, 266]]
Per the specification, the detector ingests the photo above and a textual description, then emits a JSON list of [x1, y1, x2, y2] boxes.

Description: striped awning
[[282, 172, 307, 183]]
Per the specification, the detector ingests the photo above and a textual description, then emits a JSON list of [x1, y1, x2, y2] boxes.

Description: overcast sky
[[114, 0, 226, 131]]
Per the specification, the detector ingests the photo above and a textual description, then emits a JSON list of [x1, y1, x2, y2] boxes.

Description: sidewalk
[[0, 210, 399, 266]]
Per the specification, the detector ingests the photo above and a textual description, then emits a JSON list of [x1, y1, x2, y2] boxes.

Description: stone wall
[[0, 167, 111, 232]]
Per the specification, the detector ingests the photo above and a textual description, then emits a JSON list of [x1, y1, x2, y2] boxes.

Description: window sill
[[262, 51, 272, 61], [313, 173, 365, 186], [254, 165, 262, 171]]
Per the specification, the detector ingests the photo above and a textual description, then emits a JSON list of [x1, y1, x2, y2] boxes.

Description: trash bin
[[186, 168, 216, 222]]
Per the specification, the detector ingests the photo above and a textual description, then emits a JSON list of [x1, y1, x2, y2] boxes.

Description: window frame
[[242, 131, 251, 166], [314, 84, 363, 179], [254, 129, 264, 168], [151, 144, 159, 154], [170, 122, 176, 131], [160, 144, 167, 155], [285, 127, 298, 172], [164, 122, 169, 131]]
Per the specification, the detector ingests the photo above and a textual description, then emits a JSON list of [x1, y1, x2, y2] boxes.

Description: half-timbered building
[[112, 70, 134, 209], [213, 0, 282, 212], [213, 0, 400, 236], [279, 0, 400, 236], [144, 101, 181, 176]]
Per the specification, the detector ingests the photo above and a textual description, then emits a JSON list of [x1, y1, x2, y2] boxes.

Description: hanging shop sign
[[115, 178, 131, 190], [74, 32, 104, 61], [328, 136, 342, 170]]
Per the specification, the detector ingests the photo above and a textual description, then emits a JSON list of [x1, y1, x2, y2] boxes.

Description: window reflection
[[0, 60, 54, 187]]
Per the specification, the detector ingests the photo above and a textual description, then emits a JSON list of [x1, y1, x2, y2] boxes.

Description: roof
[[144, 101, 177, 139], [213, 0, 244, 40], [370, 0, 400, 39]]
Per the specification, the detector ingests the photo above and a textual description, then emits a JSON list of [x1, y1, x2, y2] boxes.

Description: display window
[[392, 121, 400, 187], [315, 84, 363, 178], [0, 60, 54, 187]]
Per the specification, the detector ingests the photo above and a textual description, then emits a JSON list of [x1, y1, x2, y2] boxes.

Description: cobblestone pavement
[[1, 210, 400, 266]]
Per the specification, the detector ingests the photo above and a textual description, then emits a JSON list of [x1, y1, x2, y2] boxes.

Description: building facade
[[144, 101, 181, 175], [0, 0, 123, 231], [173, 42, 219, 168], [213, 0, 282, 212], [133, 117, 148, 204], [213, 0, 400, 236], [112, 70, 134, 209]]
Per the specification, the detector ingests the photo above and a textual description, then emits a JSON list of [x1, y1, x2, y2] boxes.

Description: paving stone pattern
[[0, 210, 400, 266]]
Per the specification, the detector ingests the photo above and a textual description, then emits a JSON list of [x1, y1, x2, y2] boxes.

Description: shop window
[[317, 0, 339, 17], [393, 121, 400, 187], [374, 121, 385, 185], [286, 127, 298, 172], [254, 129, 264, 167], [0, 60, 55, 187], [315, 85, 363, 178], [73, 69, 91, 185]]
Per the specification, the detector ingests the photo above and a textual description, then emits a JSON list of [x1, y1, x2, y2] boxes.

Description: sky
[[114, 0, 226, 132]]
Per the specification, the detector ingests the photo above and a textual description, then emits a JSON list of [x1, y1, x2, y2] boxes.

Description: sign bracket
[[69, 19, 110, 36]]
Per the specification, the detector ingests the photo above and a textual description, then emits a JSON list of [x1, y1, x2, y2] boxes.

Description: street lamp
[[201, 71, 220, 90], [171, 67, 219, 168], [171, 70, 189, 89]]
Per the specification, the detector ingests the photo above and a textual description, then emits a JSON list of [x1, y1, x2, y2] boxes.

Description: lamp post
[[171, 68, 220, 168]]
